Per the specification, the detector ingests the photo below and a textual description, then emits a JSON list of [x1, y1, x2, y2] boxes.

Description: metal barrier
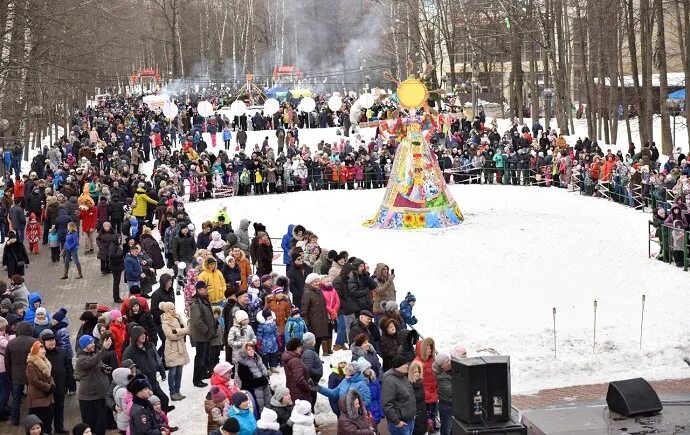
[[650, 222, 690, 271]]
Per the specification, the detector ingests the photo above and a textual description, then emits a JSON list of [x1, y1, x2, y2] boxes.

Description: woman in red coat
[[281, 338, 312, 401], [414, 337, 438, 433]]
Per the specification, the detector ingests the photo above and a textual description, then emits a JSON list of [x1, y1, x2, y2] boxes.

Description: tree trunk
[[655, 0, 673, 155]]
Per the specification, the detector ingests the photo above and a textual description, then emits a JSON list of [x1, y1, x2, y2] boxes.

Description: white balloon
[[328, 95, 343, 112], [197, 100, 214, 117], [264, 98, 280, 115], [230, 100, 247, 117], [299, 97, 316, 112], [358, 93, 375, 109], [163, 102, 178, 119]]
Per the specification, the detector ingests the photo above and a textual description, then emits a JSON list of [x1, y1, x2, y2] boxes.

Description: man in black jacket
[[150, 274, 175, 360], [5, 320, 36, 425], [188, 281, 216, 387], [348, 310, 381, 353], [121, 325, 172, 413], [40, 329, 71, 434], [346, 258, 377, 316]]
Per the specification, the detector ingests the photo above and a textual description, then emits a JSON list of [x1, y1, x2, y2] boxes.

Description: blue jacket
[[368, 378, 383, 424], [280, 224, 295, 265], [64, 231, 79, 252], [124, 253, 143, 282], [24, 292, 42, 323], [284, 316, 308, 344], [53, 320, 73, 358], [228, 406, 257, 435], [256, 319, 279, 355], [399, 301, 417, 326], [319, 372, 371, 406], [327, 371, 345, 415]]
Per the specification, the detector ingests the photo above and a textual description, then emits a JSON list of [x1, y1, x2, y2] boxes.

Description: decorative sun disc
[[397, 78, 428, 109]]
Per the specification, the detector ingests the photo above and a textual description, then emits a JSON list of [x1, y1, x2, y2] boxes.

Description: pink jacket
[[319, 283, 340, 320]]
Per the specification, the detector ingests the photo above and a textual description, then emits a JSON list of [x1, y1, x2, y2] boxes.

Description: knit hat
[[158, 302, 175, 314], [78, 335, 95, 350], [290, 307, 301, 316], [285, 338, 302, 352], [232, 391, 248, 407], [30, 341, 43, 356], [272, 385, 290, 403], [213, 361, 233, 377], [148, 395, 161, 405], [39, 329, 55, 341], [195, 281, 207, 290], [290, 251, 303, 262], [304, 273, 321, 285], [435, 352, 450, 369], [259, 407, 279, 424], [260, 274, 273, 283], [383, 301, 398, 312], [110, 309, 122, 321], [405, 292, 416, 303], [126, 374, 152, 395], [294, 399, 312, 415], [52, 307, 67, 323], [210, 386, 227, 403], [235, 288, 248, 298], [345, 362, 361, 375], [35, 307, 47, 317], [221, 417, 240, 433], [261, 308, 273, 320], [234, 310, 248, 323], [356, 356, 372, 373], [128, 297, 140, 308], [330, 350, 350, 367], [327, 250, 338, 260], [121, 359, 136, 369], [392, 355, 410, 369], [302, 332, 316, 346], [0, 298, 11, 309], [72, 423, 91, 435], [335, 251, 348, 262]]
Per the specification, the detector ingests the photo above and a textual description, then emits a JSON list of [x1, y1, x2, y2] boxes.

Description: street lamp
[[666, 98, 683, 148], [543, 88, 554, 131]]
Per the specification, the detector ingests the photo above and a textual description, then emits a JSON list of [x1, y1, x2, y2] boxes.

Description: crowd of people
[[0, 91, 685, 435]]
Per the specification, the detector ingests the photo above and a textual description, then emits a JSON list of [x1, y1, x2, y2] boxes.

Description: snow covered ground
[[182, 184, 690, 398], [145, 116, 690, 432]]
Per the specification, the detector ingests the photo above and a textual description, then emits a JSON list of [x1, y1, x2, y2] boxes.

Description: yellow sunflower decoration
[[415, 213, 427, 228], [403, 212, 416, 229]]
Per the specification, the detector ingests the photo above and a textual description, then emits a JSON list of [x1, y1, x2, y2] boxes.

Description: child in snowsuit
[[256, 309, 280, 371], [672, 220, 686, 267], [26, 212, 41, 254], [284, 307, 308, 344], [399, 292, 418, 327], [149, 395, 173, 434]]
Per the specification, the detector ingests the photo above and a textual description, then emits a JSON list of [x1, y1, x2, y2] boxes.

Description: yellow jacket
[[198, 260, 227, 304], [131, 187, 158, 218]]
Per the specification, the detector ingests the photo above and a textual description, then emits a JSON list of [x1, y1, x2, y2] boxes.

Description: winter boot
[[325, 339, 333, 356], [321, 341, 329, 356], [76, 265, 83, 279], [60, 265, 69, 279]]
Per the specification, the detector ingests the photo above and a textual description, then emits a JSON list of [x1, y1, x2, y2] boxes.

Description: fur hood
[[415, 337, 435, 361], [338, 388, 366, 420]]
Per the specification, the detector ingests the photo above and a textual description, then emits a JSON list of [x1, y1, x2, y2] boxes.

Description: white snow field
[[145, 116, 690, 432]]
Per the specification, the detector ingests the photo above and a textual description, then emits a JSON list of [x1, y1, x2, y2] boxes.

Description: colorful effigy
[[364, 78, 464, 230]]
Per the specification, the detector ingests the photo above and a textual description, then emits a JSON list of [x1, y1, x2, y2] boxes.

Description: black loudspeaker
[[451, 357, 487, 424], [452, 356, 512, 424], [484, 356, 511, 422], [606, 378, 663, 417], [452, 416, 526, 435]]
